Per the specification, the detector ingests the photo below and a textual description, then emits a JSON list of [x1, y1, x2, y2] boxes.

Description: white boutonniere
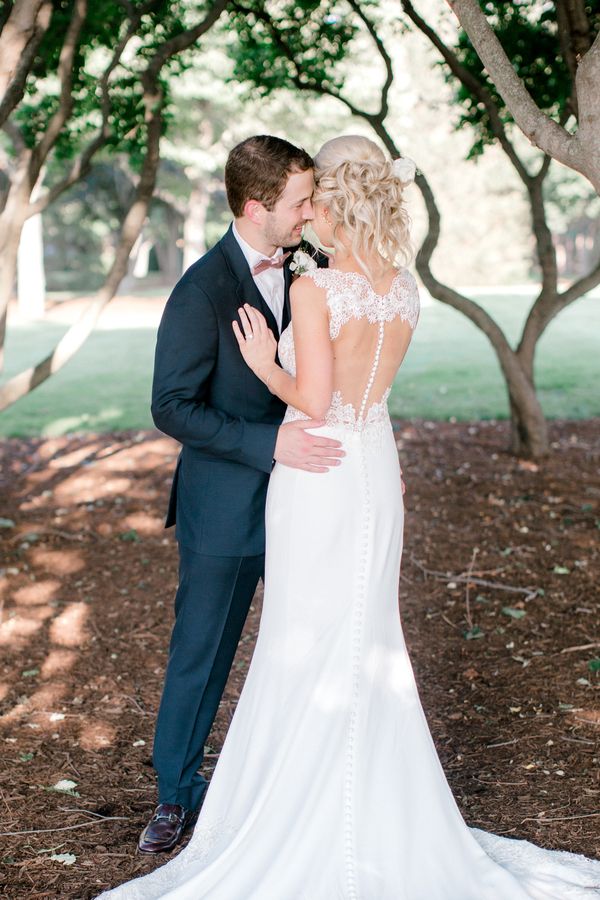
[[289, 248, 318, 276]]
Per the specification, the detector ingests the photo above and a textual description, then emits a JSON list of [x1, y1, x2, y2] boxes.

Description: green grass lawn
[[1, 287, 598, 438]]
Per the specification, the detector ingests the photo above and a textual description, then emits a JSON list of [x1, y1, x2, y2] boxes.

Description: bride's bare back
[[279, 267, 420, 430]]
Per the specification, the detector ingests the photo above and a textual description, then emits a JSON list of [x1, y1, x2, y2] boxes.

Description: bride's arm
[[232, 277, 332, 419]]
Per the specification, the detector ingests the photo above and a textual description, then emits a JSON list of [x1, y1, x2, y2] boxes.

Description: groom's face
[[263, 168, 315, 248]]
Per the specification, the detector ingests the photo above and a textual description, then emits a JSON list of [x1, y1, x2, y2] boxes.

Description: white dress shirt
[[232, 222, 285, 332]]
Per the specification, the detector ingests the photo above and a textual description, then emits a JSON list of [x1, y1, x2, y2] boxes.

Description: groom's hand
[[274, 420, 345, 473]]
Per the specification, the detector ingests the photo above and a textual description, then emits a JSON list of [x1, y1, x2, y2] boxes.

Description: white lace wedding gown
[[100, 268, 600, 899]]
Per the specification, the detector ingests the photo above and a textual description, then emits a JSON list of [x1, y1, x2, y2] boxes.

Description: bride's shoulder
[[392, 267, 419, 301], [389, 268, 420, 329], [290, 269, 329, 298]]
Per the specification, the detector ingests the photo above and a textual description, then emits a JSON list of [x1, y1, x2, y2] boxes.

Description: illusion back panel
[[331, 314, 415, 418]]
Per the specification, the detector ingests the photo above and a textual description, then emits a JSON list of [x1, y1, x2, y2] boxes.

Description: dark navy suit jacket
[[151, 225, 292, 557]]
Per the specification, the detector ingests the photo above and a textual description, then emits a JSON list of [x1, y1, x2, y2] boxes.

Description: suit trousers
[[152, 546, 264, 811]]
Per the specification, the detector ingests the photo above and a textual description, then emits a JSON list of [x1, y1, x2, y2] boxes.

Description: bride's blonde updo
[[313, 135, 412, 278]]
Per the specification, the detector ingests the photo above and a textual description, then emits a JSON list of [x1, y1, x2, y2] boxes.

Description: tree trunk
[[0, 145, 33, 369], [132, 238, 152, 279], [183, 184, 209, 272], [0, 79, 164, 411], [508, 393, 549, 457], [154, 206, 182, 282], [0, 226, 21, 371], [17, 210, 45, 319]]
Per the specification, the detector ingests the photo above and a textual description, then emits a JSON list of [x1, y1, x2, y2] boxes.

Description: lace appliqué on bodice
[[278, 267, 419, 440], [305, 267, 419, 339]]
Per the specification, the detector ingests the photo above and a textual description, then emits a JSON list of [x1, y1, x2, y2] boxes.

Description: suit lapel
[[220, 225, 281, 340], [282, 260, 293, 333]]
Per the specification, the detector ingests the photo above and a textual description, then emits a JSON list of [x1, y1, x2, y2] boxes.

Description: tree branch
[[517, 251, 600, 370], [26, 8, 145, 217], [231, 0, 381, 124], [143, 0, 229, 86], [402, 2, 560, 308], [0, 0, 51, 128], [445, 0, 587, 182], [560, 0, 594, 61], [347, 0, 393, 119], [554, 0, 593, 116], [401, 0, 531, 182], [0, 0, 47, 94], [559, 255, 600, 308], [31, 0, 88, 177]]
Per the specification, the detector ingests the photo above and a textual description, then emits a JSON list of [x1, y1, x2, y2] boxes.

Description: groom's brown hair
[[225, 135, 313, 217]]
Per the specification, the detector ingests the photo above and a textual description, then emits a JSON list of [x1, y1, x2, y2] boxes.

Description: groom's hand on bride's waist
[[274, 420, 345, 473]]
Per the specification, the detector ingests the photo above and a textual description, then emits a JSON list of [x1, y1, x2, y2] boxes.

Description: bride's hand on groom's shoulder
[[232, 304, 277, 381]]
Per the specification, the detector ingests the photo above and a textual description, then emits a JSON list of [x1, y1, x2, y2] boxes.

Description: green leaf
[[19, 752, 34, 762], [0, 518, 15, 528], [588, 659, 600, 674], [553, 565, 570, 574], [49, 779, 80, 796], [119, 529, 140, 542], [463, 625, 484, 640], [22, 668, 40, 678], [502, 607, 526, 619]]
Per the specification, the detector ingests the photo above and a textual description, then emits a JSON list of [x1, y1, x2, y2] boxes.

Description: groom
[[139, 135, 342, 853]]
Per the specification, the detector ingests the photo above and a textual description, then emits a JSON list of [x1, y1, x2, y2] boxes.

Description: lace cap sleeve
[[300, 267, 419, 339]]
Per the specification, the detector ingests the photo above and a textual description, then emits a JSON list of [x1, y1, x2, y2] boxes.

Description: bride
[[99, 136, 600, 899]]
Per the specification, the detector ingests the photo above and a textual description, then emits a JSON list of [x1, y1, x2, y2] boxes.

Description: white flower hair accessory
[[289, 248, 318, 276], [392, 156, 417, 183]]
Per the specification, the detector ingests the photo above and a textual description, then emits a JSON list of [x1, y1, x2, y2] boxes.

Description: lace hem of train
[[470, 829, 600, 898], [105, 820, 236, 900]]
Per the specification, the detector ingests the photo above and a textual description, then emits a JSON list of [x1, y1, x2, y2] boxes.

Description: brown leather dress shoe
[[138, 803, 196, 853]]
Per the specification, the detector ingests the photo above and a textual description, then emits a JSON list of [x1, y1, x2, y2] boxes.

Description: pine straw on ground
[[0, 420, 599, 899]]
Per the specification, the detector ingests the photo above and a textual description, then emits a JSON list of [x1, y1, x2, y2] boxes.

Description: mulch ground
[[0, 420, 599, 898]]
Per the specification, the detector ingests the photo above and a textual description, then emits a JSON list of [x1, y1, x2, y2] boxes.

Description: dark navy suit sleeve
[[151, 274, 278, 474]]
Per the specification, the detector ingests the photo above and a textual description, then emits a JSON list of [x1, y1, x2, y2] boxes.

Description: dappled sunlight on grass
[[14, 579, 61, 606], [46, 442, 106, 469], [79, 719, 117, 751], [54, 473, 132, 502], [41, 648, 78, 678], [123, 512, 164, 536], [1, 425, 599, 898], [0, 614, 45, 646], [0, 681, 69, 726], [49, 602, 90, 647], [42, 408, 126, 438], [30, 548, 86, 575], [115, 438, 178, 470]]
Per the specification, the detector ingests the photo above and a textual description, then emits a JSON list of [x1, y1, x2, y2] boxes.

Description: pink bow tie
[[251, 251, 291, 276]]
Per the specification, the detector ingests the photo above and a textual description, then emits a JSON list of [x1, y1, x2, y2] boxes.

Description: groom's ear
[[243, 199, 266, 226]]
